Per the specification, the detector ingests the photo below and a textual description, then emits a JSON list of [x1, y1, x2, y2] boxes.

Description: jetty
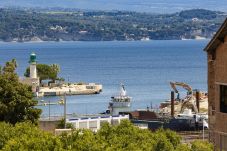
[[20, 53, 102, 97], [37, 83, 102, 97]]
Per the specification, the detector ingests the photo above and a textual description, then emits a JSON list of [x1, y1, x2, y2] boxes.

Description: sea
[[0, 40, 208, 117]]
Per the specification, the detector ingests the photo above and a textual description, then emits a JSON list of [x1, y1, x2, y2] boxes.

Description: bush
[[191, 140, 214, 151], [0, 120, 214, 151]]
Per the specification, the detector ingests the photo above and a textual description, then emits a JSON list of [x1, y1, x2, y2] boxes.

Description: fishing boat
[[108, 84, 132, 115]]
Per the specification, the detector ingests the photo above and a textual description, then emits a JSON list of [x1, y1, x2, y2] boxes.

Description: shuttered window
[[220, 85, 227, 113]]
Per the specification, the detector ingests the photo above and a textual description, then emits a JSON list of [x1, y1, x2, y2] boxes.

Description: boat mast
[[120, 83, 126, 97]]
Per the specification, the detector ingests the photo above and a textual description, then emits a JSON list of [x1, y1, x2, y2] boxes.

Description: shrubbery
[[0, 120, 213, 151]]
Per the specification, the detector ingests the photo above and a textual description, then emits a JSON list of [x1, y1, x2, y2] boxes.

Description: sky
[[1, 0, 227, 13]]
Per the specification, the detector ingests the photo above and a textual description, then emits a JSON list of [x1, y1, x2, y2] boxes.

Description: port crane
[[170, 81, 198, 113]]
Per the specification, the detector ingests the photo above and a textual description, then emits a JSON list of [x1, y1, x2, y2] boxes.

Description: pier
[[37, 83, 102, 97]]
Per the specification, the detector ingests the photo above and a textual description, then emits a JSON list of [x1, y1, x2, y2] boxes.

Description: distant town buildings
[[204, 18, 227, 150]]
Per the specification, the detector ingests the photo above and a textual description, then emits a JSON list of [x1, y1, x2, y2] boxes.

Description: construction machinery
[[170, 81, 198, 113], [170, 82, 193, 98]]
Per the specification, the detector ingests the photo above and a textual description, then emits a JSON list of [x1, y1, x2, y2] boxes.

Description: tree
[[191, 140, 214, 151], [56, 118, 74, 129], [24, 63, 60, 83], [175, 144, 190, 151], [0, 119, 214, 150], [0, 59, 41, 124], [157, 129, 181, 149], [2, 59, 17, 73], [49, 64, 60, 83], [0, 122, 63, 150]]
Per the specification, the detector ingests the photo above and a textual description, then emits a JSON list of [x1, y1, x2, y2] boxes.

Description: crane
[[170, 81, 198, 113], [170, 81, 193, 96]]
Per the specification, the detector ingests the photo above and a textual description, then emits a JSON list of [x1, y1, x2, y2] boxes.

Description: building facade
[[204, 18, 227, 150], [67, 115, 129, 132]]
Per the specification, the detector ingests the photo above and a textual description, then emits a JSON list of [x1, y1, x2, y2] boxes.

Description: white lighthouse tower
[[20, 52, 39, 95], [29, 52, 37, 79]]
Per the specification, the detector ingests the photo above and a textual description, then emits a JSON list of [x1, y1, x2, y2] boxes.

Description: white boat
[[108, 84, 132, 115]]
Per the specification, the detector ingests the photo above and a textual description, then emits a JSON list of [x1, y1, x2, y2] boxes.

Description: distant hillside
[[0, 8, 226, 42]]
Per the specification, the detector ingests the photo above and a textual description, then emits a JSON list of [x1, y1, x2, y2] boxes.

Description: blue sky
[[1, 0, 227, 13]]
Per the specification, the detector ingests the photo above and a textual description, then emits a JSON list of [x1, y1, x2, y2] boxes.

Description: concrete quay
[[37, 83, 102, 97]]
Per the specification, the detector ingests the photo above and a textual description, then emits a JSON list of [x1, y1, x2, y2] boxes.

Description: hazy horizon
[[1, 0, 227, 13]]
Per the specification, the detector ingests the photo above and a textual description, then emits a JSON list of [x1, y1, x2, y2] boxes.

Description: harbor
[[38, 80, 208, 136], [9, 42, 208, 134], [6, 40, 205, 116], [0, 41, 209, 135], [1, 0, 227, 148]]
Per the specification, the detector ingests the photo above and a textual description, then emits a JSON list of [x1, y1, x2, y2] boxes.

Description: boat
[[108, 84, 132, 115]]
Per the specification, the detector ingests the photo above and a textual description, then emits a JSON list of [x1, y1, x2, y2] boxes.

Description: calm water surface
[[0, 40, 208, 116]]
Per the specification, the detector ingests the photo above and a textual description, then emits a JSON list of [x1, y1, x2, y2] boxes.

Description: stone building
[[204, 18, 227, 150]]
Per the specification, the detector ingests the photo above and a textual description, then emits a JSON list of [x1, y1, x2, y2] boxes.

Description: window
[[221, 135, 227, 151], [79, 122, 87, 129], [220, 85, 227, 113]]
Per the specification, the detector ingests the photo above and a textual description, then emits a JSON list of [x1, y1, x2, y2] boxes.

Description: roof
[[204, 18, 227, 52]]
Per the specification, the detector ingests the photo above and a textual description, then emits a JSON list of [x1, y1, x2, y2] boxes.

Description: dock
[[37, 83, 102, 97]]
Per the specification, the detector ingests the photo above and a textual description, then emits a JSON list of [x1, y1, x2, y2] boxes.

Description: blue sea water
[[0, 40, 208, 116]]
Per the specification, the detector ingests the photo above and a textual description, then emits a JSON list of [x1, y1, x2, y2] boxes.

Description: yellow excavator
[[170, 81, 198, 113]]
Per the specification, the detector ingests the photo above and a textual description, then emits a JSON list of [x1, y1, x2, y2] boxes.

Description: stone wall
[[208, 36, 227, 149]]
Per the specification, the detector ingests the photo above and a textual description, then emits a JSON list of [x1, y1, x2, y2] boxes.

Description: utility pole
[[49, 100, 50, 121], [171, 91, 175, 117], [203, 118, 205, 141], [64, 93, 67, 129]]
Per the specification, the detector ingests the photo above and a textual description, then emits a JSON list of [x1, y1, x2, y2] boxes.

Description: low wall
[[39, 119, 61, 133]]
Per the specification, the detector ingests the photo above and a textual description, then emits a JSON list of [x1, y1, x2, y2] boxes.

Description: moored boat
[[108, 84, 132, 115]]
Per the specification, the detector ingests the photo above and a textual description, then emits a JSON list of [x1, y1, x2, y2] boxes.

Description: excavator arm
[[170, 81, 198, 114], [170, 81, 192, 95]]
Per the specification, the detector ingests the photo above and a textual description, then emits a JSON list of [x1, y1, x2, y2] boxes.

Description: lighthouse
[[19, 52, 39, 95], [29, 52, 37, 79]]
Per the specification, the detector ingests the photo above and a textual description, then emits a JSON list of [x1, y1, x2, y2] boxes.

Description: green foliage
[[0, 59, 41, 125], [175, 144, 191, 151], [0, 122, 62, 151], [59, 120, 214, 151], [49, 64, 60, 83], [158, 129, 181, 149], [0, 120, 214, 151], [24, 63, 60, 83], [56, 118, 74, 129], [153, 131, 174, 151], [179, 9, 219, 19], [60, 120, 157, 151], [0, 8, 225, 41], [191, 140, 214, 151], [2, 59, 17, 73]]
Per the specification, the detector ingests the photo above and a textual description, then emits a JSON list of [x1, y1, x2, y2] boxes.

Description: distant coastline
[[0, 8, 225, 42], [0, 38, 210, 43]]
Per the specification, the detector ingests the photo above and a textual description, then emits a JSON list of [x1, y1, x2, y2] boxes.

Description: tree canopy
[[0, 59, 41, 124], [24, 63, 60, 83], [0, 120, 213, 151], [0, 122, 62, 150]]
